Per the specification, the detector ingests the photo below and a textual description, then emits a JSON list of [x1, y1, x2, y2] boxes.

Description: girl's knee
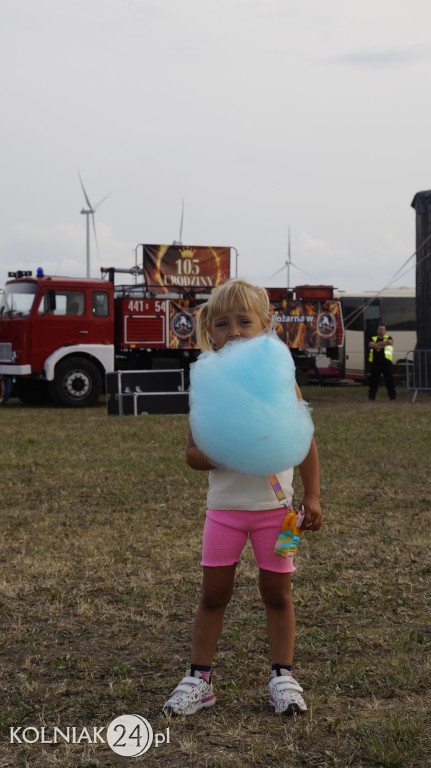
[[259, 573, 292, 609], [200, 583, 233, 610], [200, 564, 236, 610], [260, 588, 291, 610]]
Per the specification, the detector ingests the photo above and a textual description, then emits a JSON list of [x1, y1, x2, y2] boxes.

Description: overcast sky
[[1, 0, 430, 293]]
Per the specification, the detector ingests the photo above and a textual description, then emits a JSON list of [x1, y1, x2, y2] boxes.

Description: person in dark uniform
[[368, 324, 396, 401]]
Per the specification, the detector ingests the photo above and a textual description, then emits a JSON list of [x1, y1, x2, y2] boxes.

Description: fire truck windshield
[[2, 282, 38, 316]]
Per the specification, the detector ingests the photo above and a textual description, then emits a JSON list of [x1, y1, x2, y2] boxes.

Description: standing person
[[163, 279, 322, 717], [368, 323, 396, 401]]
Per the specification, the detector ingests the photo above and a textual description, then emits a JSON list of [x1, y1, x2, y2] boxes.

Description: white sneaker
[[269, 670, 307, 715], [163, 670, 216, 716]]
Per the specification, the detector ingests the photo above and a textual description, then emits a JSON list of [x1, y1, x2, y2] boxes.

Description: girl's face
[[209, 309, 266, 350]]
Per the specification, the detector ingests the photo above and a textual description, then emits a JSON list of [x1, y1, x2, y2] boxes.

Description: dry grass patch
[[0, 384, 430, 767]]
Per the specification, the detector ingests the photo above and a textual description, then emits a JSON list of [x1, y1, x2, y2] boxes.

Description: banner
[[143, 244, 230, 293], [273, 299, 344, 348], [167, 297, 344, 352]]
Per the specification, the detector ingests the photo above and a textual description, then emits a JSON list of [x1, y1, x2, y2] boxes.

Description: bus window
[[381, 297, 415, 331], [363, 301, 381, 329], [341, 298, 364, 331]]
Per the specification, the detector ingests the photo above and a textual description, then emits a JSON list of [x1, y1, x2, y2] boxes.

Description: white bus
[[317, 287, 416, 381]]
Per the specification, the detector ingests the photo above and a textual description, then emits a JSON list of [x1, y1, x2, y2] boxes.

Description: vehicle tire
[[49, 357, 102, 407]]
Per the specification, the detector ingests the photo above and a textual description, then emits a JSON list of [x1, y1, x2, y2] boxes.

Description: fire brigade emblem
[[171, 311, 195, 339], [316, 312, 337, 339]]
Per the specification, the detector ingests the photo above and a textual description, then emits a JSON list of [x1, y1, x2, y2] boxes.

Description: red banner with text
[[143, 244, 231, 293]]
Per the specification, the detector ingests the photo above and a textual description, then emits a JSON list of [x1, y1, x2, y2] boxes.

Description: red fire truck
[[0, 244, 344, 407]]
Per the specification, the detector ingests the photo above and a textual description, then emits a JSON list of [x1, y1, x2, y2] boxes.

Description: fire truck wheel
[[50, 357, 102, 407]]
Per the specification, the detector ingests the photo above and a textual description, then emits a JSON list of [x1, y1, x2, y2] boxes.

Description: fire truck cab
[[0, 270, 114, 406]]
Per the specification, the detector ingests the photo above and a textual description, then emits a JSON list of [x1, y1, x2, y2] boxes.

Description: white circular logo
[[106, 714, 153, 757], [171, 311, 196, 339], [316, 311, 337, 339]]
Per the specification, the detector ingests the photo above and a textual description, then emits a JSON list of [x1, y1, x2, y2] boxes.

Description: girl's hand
[[300, 494, 322, 532], [186, 428, 216, 471]]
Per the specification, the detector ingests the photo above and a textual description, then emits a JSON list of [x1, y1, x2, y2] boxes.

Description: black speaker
[[106, 370, 188, 415]]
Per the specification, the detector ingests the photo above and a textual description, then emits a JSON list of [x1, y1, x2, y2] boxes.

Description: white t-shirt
[[207, 466, 294, 511]]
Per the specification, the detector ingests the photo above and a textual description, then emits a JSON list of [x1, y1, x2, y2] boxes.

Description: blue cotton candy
[[189, 333, 314, 476]]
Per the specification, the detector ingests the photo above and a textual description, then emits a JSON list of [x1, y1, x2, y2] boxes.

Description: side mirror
[[48, 290, 56, 312]]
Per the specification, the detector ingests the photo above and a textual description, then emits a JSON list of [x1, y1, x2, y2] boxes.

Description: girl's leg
[[191, 564, 237, 665], [261, 570, 307, 715], [259, 569, 295, 664], [163, 563, 237, 715]]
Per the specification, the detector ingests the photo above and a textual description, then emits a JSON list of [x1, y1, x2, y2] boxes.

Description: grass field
[[0, 384, 430, 768]]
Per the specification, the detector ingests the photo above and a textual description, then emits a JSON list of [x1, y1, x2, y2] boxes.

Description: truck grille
[[0, 342, 13, 362]]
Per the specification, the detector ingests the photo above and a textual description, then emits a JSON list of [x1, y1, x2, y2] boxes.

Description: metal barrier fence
[[405, 349, 431, 402]]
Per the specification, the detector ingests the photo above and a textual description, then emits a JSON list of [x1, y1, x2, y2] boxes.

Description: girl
[[163, 278, 322, 716]]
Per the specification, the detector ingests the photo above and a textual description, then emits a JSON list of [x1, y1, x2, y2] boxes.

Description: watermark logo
[[10, 716, 170, 757], [107, 715, 157, 757]]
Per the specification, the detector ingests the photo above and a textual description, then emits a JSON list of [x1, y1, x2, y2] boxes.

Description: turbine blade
[[78, 172, 93, 210], [267, 263, 288, 280], [91, 212, 99, 258], [289, 261, 314, 278], [179, 198, 184, 244], [94, 192, 111, 210]]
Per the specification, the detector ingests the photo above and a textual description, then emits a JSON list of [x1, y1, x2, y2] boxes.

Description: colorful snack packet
[[274, 506, 305, 559]]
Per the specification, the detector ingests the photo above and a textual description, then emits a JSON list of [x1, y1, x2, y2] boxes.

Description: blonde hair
[[196, 278, 270, 351]]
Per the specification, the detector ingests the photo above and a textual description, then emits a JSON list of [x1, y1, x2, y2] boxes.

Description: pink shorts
[[201, 508, 296, 574]]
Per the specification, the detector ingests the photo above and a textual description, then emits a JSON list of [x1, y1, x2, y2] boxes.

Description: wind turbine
[[268, 227, 313, 287], [78, 173, 110, 277], [172, 198, 184, 245]]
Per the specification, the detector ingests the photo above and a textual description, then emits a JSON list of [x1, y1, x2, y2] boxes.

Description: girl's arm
[[295, 382, 322, 531], [298, 437, 322, 531], [186, 428, 216, 471]]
